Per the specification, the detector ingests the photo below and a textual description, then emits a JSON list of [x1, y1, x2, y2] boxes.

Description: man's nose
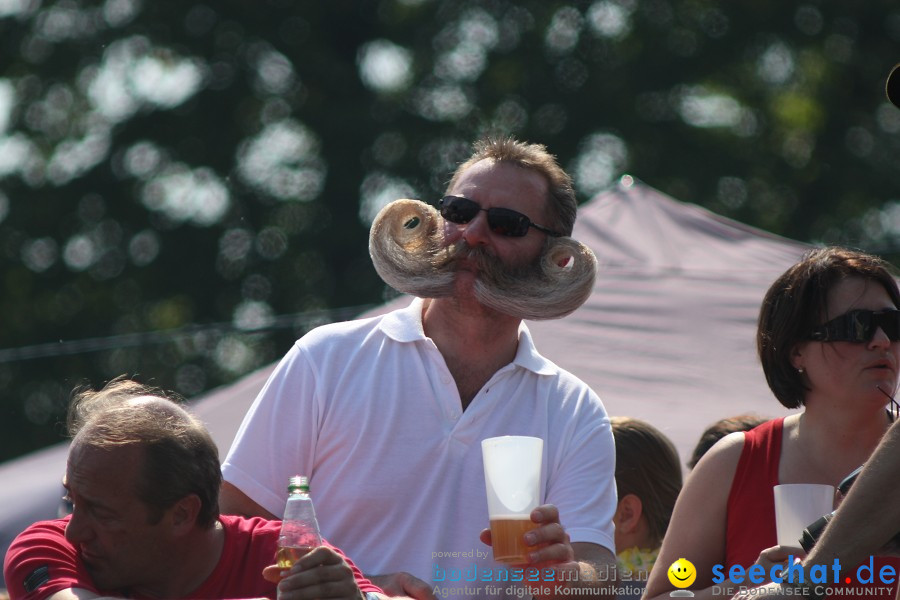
[[461, 210, 492, 247], [64, 508, 91, 545]]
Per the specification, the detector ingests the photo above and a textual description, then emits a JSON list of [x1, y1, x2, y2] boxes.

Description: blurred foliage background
[[2, 0, 900, 463]]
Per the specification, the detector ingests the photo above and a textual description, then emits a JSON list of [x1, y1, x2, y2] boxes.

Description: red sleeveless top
[[726, 418, 782, 567], [726, 417, 899, 598]]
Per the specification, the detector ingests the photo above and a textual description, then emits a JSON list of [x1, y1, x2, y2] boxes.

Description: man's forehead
[[67, 440, 143, 479], [66, 444, 142, 505], [453, 159, 548, 195]]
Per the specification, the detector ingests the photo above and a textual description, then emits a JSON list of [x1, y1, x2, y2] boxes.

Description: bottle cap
[[287, 475, 310, 493]]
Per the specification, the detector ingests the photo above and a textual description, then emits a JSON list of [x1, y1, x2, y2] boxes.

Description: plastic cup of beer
[[481, 435, 544, 564]]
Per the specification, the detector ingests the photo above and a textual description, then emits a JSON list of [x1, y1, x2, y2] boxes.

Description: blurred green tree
[[1, 0, 899, 462]]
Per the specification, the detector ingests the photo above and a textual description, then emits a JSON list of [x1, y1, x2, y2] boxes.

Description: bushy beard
[[368, 199, 597, 320]]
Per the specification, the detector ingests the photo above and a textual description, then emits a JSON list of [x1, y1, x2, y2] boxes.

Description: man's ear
[[613, 494, 643, 534], [169, 494, 202, 533]]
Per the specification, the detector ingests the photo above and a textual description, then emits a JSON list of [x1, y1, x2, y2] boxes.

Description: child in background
[[609, 416, 682, 594]]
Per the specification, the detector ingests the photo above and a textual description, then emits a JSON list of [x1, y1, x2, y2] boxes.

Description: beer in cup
[[481, 435, 543, 564]]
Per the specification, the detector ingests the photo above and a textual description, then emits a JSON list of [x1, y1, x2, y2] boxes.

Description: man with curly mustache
[[220, 137, 617, 600]]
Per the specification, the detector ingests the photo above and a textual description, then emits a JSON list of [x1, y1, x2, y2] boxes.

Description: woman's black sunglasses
[[809, 309, 900, 343], [439, 196, 563, 238]]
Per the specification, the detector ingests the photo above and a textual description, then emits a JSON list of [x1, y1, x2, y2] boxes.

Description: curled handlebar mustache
[[368, 199, 597, 320]]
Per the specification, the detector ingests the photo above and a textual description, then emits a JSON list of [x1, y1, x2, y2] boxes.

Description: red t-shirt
[[4, 514, 381, 600]]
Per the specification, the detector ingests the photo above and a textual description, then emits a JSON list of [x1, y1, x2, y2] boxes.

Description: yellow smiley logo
[[667, 558, 697, 589]]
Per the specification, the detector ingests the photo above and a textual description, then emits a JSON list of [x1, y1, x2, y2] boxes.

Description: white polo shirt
[[222, 298, 616, 600]]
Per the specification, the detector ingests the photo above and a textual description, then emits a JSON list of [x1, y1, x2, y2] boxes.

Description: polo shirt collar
[[378, 297, 556, 376], [513, 322, 556, 375], [378, 297, 428, 343]]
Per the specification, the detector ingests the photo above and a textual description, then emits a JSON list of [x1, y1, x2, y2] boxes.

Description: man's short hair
[[68, 377, 222, 528], [446, 136, 577, 236]]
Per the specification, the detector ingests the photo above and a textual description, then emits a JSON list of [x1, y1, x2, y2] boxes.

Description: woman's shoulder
[[692, 417, 783, 472], [691, 428, 748, 474]]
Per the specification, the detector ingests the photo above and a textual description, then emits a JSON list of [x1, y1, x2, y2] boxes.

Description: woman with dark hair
[[646, 246, 900, 600]]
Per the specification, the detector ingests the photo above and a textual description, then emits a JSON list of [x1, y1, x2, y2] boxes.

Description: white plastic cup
[[773, 484, 835, 550], [481, 436, 544, 564]]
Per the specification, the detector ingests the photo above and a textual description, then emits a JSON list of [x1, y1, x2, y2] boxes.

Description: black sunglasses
[[808, 309, 900, 343], [439, 196, 562, 238]]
